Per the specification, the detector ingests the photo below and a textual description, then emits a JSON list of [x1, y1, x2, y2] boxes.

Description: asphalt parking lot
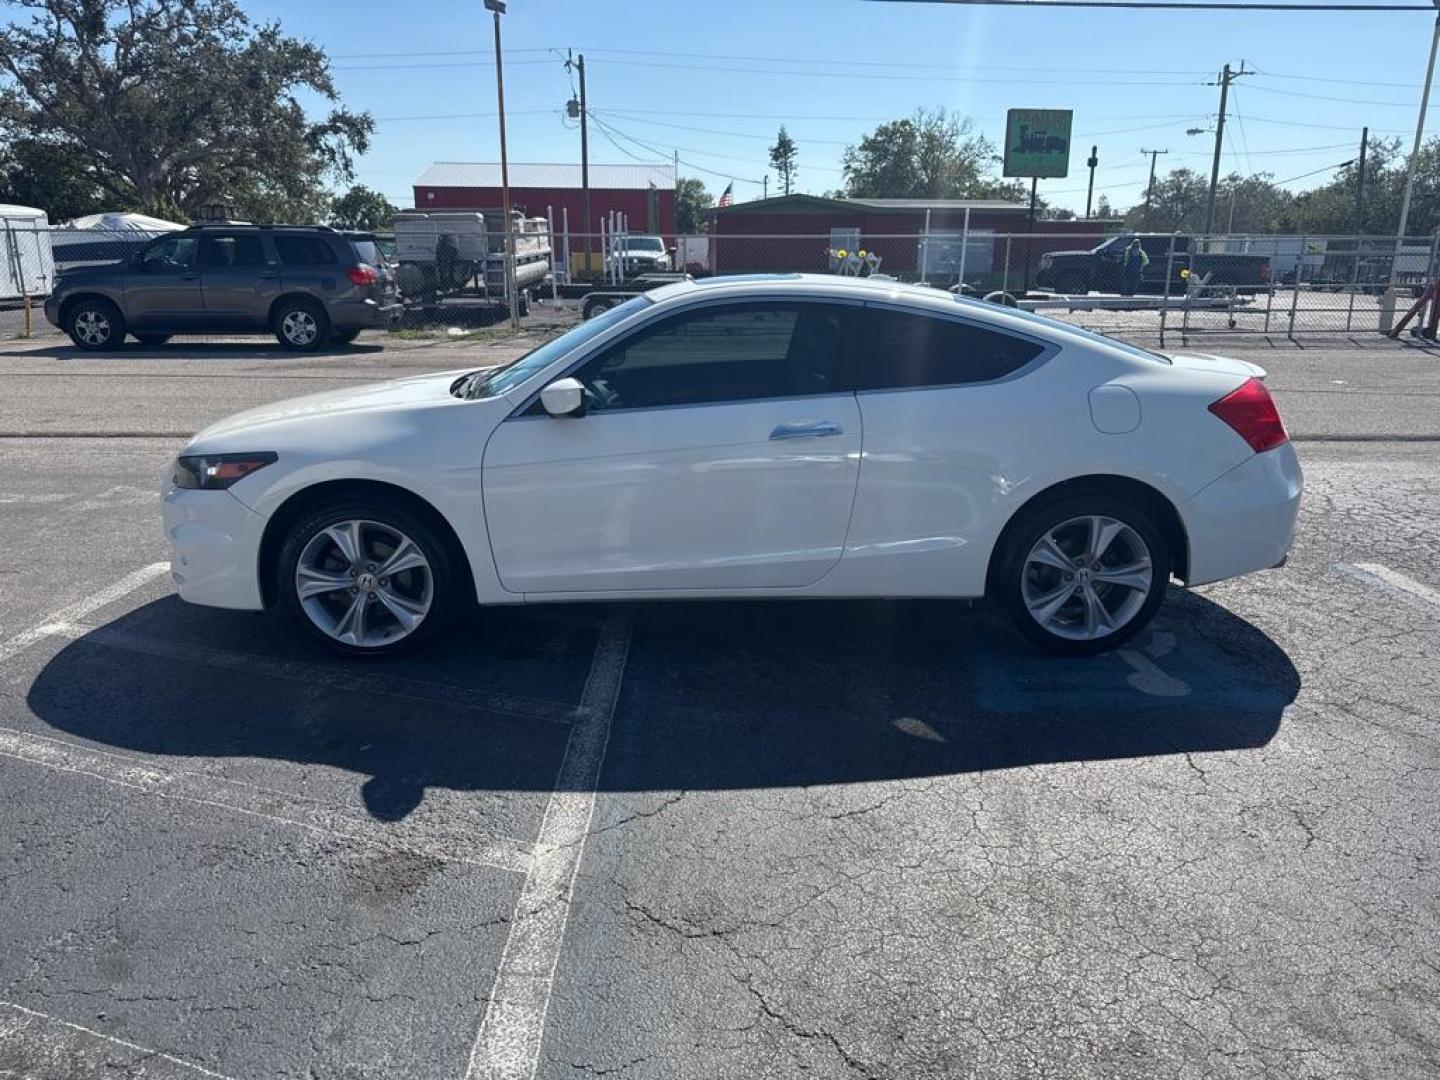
[[2, 331, 1439, 1079]]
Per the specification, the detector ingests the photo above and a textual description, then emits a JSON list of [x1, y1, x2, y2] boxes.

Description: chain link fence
[[4, 222, 1439, 349]]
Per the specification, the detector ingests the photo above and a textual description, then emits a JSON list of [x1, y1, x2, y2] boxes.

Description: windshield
[[624, 237, 665, 252], [464, 295, 654, 399]]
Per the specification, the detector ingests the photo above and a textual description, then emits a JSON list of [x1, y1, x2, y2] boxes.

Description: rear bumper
[[330, 297, 402, 331], [162, 487, 267, 610], [1181, 441, 1303, 586]]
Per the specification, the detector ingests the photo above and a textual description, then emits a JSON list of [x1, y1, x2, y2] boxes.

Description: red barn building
[[704, 194, 1112, 283], [412, 162, 677, 238]]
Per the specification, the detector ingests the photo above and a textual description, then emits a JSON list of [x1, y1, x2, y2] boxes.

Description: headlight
[[173, 451, 277, 490]]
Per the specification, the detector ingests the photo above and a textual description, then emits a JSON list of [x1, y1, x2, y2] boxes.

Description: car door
[[1142, 235, 1186, 289], [482, 299, 863, 595], [840, 303, 1053, 596], [198, 232, 280, 330], [128, 236, 202, 328]]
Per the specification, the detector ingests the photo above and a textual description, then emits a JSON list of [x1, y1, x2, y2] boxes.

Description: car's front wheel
[[66, 299, 126, 351], [997, 495, 1169, 656], [277, 499, 455, 657]]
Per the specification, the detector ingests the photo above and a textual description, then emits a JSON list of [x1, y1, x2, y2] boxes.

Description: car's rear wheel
[[997, 495, 1169, 656], [277, 498, 454, 658], [273, 298, 331, 351], [134, 334, 171, 348], [66, 299, 126, 351]]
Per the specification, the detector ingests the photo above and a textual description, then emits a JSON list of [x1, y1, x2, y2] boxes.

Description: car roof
[[643, 273, 1165, 363]]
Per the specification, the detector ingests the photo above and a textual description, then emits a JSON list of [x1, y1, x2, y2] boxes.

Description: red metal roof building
[[412, 162, 677, 237], [704, 194, 1112, 282]]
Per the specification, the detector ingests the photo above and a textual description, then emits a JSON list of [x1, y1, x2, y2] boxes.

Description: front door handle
[[770, 420, 843, 440]]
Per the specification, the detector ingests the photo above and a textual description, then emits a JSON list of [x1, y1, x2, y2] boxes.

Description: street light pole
[[485, 0, 518, 329]]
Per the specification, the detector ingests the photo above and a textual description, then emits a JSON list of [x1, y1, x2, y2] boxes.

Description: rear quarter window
[[855, 308, 1046, 391], [274, 235, 339, 267]]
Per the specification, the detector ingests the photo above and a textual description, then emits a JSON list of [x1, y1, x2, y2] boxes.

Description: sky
[[170, 1, 1440, 212]]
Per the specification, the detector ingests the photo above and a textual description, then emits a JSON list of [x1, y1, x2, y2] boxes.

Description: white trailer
[[0, 204, 56, 300], [391, 210, 550, 311]]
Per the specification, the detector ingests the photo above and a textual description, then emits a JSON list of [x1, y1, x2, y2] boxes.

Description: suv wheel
[[997, 495, 1170, 656], [67, 299, 126, 351], [274, 299, 330, 351]]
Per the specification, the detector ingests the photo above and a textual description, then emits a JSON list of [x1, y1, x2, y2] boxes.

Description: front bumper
[[1182, 441, 1303, 587], [162, 487, 268, 610]]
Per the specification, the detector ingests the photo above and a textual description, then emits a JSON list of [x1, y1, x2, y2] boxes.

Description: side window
[[854, 309, 1045, 391], [1142, 236, 1183, 258], [199, 234, 267, 269], [571, 302, 851, 412], [273, 235, 338, 267], [142, 237, 198, 270]]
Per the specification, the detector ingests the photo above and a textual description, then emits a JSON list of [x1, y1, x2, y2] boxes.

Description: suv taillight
[[1258, 259, 1271, 282], [1208, 377, 1288, 453], [345, 263, 379, 286]]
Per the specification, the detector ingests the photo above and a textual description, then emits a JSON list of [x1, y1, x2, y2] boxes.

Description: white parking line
[[1339, 562, 1440, 611], [0, 562, 170, 665], [0, 727, 533, 874], [44, 621, 581, 726], [465, 607, 633, 1080], [0, 999, 236, 1080]]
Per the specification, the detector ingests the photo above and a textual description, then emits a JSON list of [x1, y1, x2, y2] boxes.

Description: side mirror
[[540, 377, 585, 418]]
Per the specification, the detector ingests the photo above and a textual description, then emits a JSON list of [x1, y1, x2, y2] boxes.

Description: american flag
[[717, 182, 733, 208]]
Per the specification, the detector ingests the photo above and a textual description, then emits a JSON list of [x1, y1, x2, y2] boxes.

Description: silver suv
[[44, 225, 402, 351]]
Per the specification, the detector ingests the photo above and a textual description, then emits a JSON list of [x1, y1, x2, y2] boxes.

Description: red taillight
[[1208, 377, 1288, 453], [1258, 259, 1271, 282], [345, 263, 378, 286]]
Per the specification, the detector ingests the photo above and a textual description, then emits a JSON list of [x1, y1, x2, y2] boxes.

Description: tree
[[330, 185, 397, 231], [769, 125, 798, 196], [0, 137, 107, 220], [675, 177, 712, 234], [0, 0, 372, 223], [841, 108, 1011, 200], [1095, 194, 1117, 219]]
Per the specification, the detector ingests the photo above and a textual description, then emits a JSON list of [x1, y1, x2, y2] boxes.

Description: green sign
[[1003, 109, 1074, 179]]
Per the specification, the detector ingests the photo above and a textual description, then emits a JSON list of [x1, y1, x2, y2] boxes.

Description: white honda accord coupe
[[162, 274, 1301, 657]]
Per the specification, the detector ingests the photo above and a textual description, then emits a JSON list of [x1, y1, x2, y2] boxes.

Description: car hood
[[1163, 352, 1267, 379], [189, 369, 473, 447]]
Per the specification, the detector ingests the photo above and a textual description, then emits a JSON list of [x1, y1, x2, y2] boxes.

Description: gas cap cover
[[1089, 384, 1142, 434]]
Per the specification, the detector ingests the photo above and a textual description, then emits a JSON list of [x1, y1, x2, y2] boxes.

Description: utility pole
[[1141, 148, 1168, 229], [565, 51, 592, 272], [1204, 61, 1250, 236], [1356, 126, 1369, 233], [763, 175, 769, 200], [484, 0, 517, 329], [1396, 4, 1440, 262], [1084, 145, 1098, 218], [1021, 176, 1039, 293]]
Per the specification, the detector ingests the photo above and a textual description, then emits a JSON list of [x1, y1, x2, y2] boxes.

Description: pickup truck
[[1035, 234, 1271, 294]]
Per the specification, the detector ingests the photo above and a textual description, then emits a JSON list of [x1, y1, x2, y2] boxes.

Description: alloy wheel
[[73, 309, 111, 345], [294, 519, 433, 649], [1020, 515, 1154, 641], [281, 309, 319, 346]]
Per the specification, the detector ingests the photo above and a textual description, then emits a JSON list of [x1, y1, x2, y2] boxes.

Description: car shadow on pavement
[[26, 590, 1299, 820]]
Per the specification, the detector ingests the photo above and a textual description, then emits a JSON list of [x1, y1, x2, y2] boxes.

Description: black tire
[[277, 496, 456, 659], [581, 297, 607, 320], [66, 298, 127, 351], [995, 493, 1170, 657], [134, 334, 171, 347], [272, 297, 331, 351], [331, 329, 360, 345]]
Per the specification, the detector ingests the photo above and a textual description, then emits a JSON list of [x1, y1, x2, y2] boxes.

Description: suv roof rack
[[185, 223, 337, 232]]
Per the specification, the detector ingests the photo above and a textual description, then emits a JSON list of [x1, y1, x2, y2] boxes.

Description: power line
[[1244, 82, 1419, 107], [1273, 159, 1357, 184], [1253, 68, 1423, 88], [869, 0, 1435, 10]]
